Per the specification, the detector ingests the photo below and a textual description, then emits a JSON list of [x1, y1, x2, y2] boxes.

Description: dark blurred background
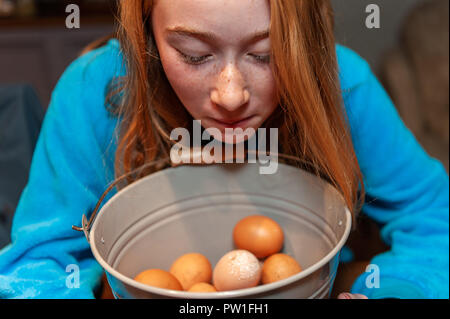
[[0, 0, 446, 109], [0, 0, 448, 297], [0, 0, 116, 109]]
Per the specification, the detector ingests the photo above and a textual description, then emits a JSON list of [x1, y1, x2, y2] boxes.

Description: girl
[[0, 0, 448, 299]]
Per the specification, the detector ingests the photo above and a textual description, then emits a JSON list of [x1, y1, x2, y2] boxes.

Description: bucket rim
[[89, 163, 352, 298]]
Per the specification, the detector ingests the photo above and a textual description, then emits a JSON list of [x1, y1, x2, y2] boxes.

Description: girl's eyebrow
[[165, 26, 269, 45]]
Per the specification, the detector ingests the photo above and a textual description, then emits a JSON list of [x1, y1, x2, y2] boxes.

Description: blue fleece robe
[[0, 39, 448, 299]]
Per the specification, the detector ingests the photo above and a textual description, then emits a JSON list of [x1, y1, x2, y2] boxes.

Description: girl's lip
[[209, 116, 255, 128]]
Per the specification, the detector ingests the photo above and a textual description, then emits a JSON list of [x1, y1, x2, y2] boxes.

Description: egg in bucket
[[73, 157, 351, 299]]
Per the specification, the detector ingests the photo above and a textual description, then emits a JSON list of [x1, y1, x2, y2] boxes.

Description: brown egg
[[233, 215, 284, 258], [134, 269, 183, 290], [187, 282, 217, 293], [261, 253, 302, 284], [169, 253, 212, 290], [213, 250, 262, 291]]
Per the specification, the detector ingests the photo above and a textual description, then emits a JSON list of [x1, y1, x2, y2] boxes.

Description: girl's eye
[[177, 50, 211, 66], [250, 53, 271, 64], [176, 50, 270, 66]]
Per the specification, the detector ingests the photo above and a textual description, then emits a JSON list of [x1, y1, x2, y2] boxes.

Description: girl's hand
[[337, 292, 368, 299]]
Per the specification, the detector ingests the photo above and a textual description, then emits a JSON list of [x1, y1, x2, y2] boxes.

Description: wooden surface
[[330, 261, 371, 298], [100, 274, 115, 299]]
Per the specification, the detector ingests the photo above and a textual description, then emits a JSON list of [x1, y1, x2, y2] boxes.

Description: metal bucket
[[79, 162, 351, 299]]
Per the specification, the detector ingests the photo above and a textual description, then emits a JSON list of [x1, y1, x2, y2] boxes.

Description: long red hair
[[91, 0, 365, 221]]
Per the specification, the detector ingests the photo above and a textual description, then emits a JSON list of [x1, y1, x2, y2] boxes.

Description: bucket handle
[[71, 157, 172, 242], [72, 150, 317, 242]]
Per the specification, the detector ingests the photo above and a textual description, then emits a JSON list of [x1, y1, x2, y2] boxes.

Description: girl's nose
[[210, 63, 250, 112]]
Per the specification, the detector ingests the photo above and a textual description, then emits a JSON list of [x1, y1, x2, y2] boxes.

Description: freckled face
[[151, 0, 278, 142]]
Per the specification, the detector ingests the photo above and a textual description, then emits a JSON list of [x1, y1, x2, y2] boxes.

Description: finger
[[351, 293, 368, 299], [337, 293, 368, 299], [337, 293, 352, 299]]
